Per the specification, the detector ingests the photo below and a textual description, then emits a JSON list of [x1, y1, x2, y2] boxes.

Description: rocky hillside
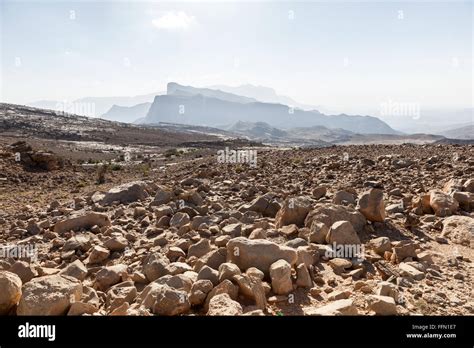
[[0, 103, 218, 146], [0, 142, 472, 316]]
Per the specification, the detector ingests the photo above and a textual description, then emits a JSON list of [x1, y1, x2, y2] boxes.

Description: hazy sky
[[1, 1, 472, 115]]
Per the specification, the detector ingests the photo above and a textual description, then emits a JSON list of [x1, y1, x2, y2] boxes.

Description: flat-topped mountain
[[142, 86, 399, 134]]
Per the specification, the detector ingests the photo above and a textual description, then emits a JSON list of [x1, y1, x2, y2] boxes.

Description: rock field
[[0, 142, 473, 316]]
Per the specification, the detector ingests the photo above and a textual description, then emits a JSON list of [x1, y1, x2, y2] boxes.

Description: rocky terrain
[[0, 137, 473, 316], [0, 103, 218, 146]]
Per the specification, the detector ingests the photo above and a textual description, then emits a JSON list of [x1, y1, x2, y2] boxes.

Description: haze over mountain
[[142, 83, 399, 134], [101, 102, 152, 124], [437, 124, 474, 140], [209, 84, 323, 112], [167, 82, 257, 104], [28, 92, 163, 117], [377, 108, 473, 135]]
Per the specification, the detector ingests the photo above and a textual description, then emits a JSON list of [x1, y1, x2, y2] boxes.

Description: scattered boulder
[[269, 259, 293, 295], [275, 196, 312, 228], [307, 221, 329, 244], [17, 274, 82, 315], [357, 188, 385, 222], [9, 261, 38, 284], [326, 221, 361, 246], [240, 193, 281, 217], [429, 190, 458, 217], [140, 283, 190, 316], [368, 295, 397, 315], [59, 260, 88, 281], [226, 237, 297, 274], [207, 293, 242, 316], [368, 237, 392, 255], [312, 186, 327, 200], [54, 213, 110, 234], [0, 271, 22, 315], [95, 264, 128, 291], [441, 216, 474, 246], [88, 245, 110, 264], [304, 299, 358, 315], [169, 212, 190, 228], [101, 181, 149, 206], [305, 204, 366, 233]]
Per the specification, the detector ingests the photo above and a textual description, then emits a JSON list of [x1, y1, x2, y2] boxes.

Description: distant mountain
[[101, 102, 151, 123], [29, 92, 163, 117], [438, 124, 474, 140], [210, 84, 322, 111], [143, 87, 399, 134], [378, 108, 473, 134], [227, 121, 289, 140], [167, 82, 256, 104], [289, 125, 355, 143]]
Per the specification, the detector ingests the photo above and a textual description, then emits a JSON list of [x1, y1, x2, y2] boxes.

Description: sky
[[1, 0, 472, 116]]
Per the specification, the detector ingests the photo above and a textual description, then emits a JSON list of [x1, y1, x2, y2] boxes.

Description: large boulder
[[226, 237, 297, 275], [441, 216, 473, 246], [10, 142, 63, 171], [0, 271, 22, 315], [429, 190, 458, 217], [151, 185, 173, 206], [169, 212, 190, 228], [139, 283, 190, 316], [54, 213, 110, 234], [239, 193, 281, 218], [326, 221, 361, 246], [357, 188, 386, 222], [143, 253, 169, 282], [17, 274, 82, 315], [367, 295, 397, 315], [275, 196, 312, 228], [207, 293, 242, 316], [59, 260, 88, 281], [304, 299, 358, 315], [305, 204, 366, 233], [101, 181, 149, 206], [412, 194, 433, 215], [269, 260, 293, 295], [452, 192, 473, 211], [95, 264, 128, 291]]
